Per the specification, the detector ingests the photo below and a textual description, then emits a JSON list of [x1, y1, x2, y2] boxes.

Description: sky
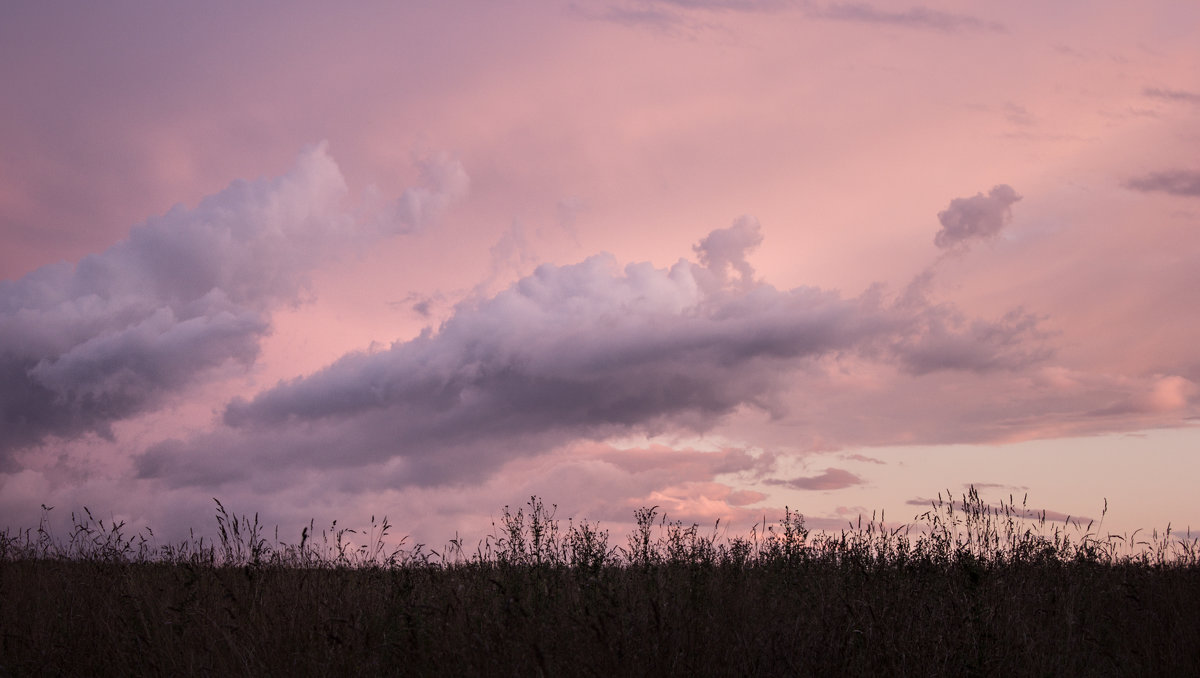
[[2, 1, 1199, 549]]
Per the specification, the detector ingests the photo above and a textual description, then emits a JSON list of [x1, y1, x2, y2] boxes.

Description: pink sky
[[2, 1, 1199, 548]]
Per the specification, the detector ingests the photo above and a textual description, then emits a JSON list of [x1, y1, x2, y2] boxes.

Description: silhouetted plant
[[4, 488, 1200, 677]]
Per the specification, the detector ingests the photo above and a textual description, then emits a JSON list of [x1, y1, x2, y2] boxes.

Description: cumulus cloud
[[136, 217, 1049, 489], [693, 215, 763, 287], [933, 184, 1022, 250], [1123, 170, 1200, 198], [0, 143, 467, 464]]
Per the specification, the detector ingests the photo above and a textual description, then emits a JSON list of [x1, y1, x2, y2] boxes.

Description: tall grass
[[2, 488, 1199, 676]]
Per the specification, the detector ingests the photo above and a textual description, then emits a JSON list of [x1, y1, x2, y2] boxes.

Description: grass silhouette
[[2, 488, 1199, 676]]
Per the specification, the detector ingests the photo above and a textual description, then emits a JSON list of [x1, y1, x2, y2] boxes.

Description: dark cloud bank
[[136, 198, 1044, 490], [0, 144, 467, 466]]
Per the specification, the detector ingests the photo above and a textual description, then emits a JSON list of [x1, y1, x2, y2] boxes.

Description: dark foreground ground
[[3, 493, 1199, 677]]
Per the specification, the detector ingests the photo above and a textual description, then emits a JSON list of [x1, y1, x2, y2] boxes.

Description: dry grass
[[2, 489, 1199, 677]]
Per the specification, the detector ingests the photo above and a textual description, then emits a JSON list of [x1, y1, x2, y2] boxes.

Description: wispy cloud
[[574, 4, 693, 32], [814, 3, 1005, 33], [906, 495, 1093, 526], [1124, 170, 1200, 197], [653, 0, 797, 10], [844, 453, 885, 465], [578, 0, 1002, 34], [596, 445, 776, 478], [1143, 87, 1200, 105], [765, 467, 864, 490]]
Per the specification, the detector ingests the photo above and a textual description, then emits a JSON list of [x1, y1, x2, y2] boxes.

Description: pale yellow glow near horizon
[[777, 427, 1200, 538]]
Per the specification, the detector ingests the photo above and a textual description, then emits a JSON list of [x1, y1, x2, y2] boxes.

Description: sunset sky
[[2, 1, 1199, 546]]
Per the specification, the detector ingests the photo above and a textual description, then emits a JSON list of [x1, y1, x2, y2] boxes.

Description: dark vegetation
[[3, 489, 1199, 677]]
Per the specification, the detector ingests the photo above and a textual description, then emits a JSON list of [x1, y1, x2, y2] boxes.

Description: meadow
[[2, 489, 1199, 677]]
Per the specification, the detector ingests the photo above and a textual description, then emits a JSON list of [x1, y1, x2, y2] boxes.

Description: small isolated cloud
[[1143, 87, 1200, 105], [654, 0, 796, 10], [692, 215, 763, 287], [0, 143, 467, 464], [569, 2, 701, 32], [815, 3, 1005, 33], [844, 453, 885, 465], [906, 496, 1092, 526], [389, 291, 451, 320], [1124, 170, 1200, 198], [582, 1, 1002, 34], [765, 467, 864, 490], [933, 184, 1022, 250], [574, 0, 795, 33], [411, 295, 437, 318], [1003, 103, 1035, 127], [963, 482, 1029, 492]]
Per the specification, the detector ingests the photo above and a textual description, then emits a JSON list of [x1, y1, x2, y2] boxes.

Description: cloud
[[0, 143, 468, 464], [962, 482, 1028, 492], [933, 184, 1022, 250], [844, 453, 885, 464], [596, 444, 775, 478], [765, 467, 864, 490], [1123, 170, 1200, 198], [422, 441, 780, 536], [580, 1, 1003, 33], [905, 496, 1093, 526], [1084, 375, 1197, 418], [654, 0, 796, 10], [892, 306, 1049, 374], [814, 3, 1005, 33], [692, 215, 763, 287], [569, 2, 701, 32], [1003, 102, 1035, 127], [572, 0, 793, 33], [135, 216, 1049, 489], [391, 152, 471, 231], [1143, 87, 1200, 105]]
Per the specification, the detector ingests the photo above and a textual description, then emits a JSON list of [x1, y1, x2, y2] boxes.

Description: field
[[3, 490, 1199, 677]]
